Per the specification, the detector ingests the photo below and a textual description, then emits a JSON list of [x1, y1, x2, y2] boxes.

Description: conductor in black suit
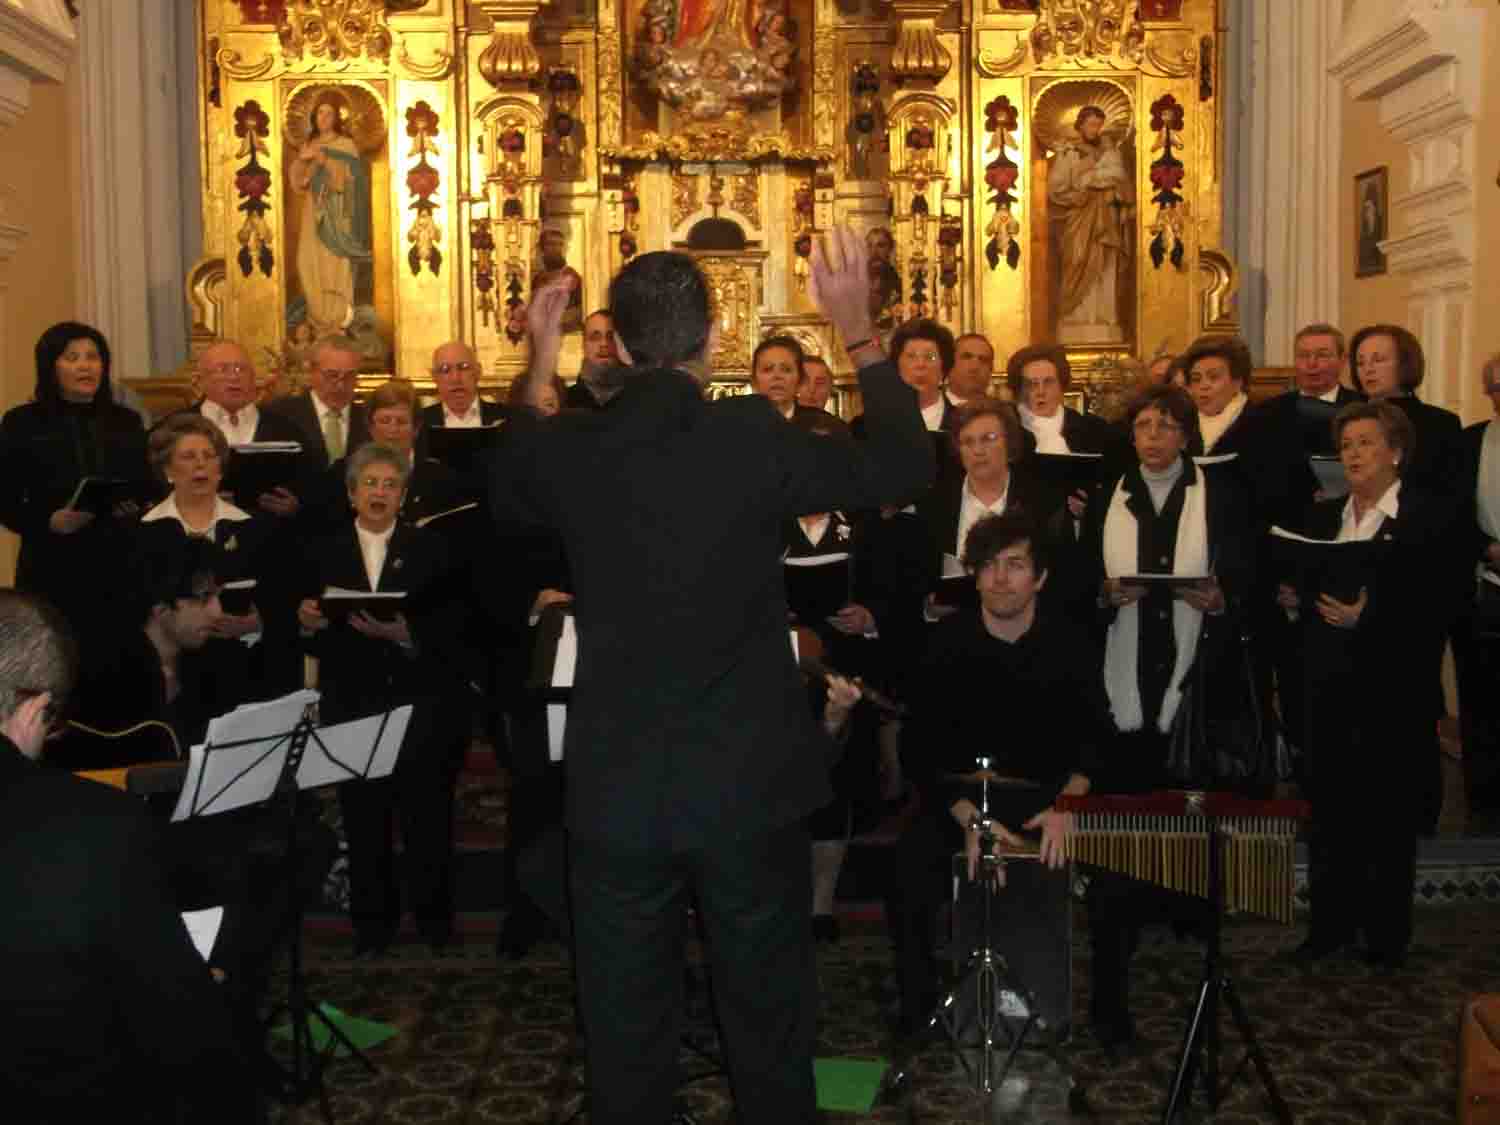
[[495, 232, 933, 1125], [264, 335, 370, 471], [0, 590, 254, 1122]]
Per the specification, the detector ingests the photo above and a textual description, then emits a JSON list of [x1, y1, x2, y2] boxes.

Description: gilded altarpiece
[[172, 0, 1235, 414]]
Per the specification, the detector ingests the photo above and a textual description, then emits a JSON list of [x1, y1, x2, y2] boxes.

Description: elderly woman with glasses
[[297, 442, 474, 958], [1077, 383, 1257, 1047], [1275, 401, 1460, 970]]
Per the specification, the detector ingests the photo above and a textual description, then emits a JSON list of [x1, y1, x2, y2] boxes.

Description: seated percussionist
[[297, 442, 473, 957], [886, 510, 1108, 1040]]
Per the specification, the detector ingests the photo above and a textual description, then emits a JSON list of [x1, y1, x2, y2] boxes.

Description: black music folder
[[1309, 455, 1348, 498], [318, 587, 407, 623], [425, 424, 503, 477], [228, 441, 303, 502], [65, 475, 161, 517], [218, 578, 257, 616], [1269, 526, 1378, 603], [783, 552, 852, 622], [1116, 572, 1212, 590], [527, 604, 574, 702], [1295, 395, 1342, 456], [933, 552, 979, 610], [1026, 451, 1106, 499]]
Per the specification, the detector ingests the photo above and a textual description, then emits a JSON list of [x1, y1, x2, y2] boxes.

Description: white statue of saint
[[1046, 105, 1134, 344]]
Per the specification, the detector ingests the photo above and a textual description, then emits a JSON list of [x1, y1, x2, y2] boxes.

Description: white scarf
[[1479, 419, 1500, 549], [1020, 405, 1069, 454], [1197, 391, 1248, 453], [1101, 466, 1210, 732]]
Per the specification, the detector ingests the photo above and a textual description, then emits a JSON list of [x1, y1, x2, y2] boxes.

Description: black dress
[[0, 398, 150, 641], [1289, 486, 1458, 960]]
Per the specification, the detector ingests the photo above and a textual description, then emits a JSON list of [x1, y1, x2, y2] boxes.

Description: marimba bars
[[1056, 791, 1310, 924]]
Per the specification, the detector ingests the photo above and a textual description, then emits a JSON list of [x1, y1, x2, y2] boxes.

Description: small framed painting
[[1355, 166, 1389, 279]]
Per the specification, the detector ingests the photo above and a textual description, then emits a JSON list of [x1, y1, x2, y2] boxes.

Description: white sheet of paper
[[782, 551, 851, 567], [170, 690, 319, 822], [941, 552, 966, 580], [1193, 453, 1239, 466], [547, 615, 578, 762], [181, 906, 224, 961], [296, 705, 414, 789]]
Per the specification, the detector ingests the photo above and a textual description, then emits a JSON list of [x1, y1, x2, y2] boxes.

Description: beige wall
[[0, 78, 78, 581], [1473, 12, 1500, 425], [1338, 93, 1407, 337]]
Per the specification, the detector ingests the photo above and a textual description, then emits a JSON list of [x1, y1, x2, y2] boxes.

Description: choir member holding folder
[[1274, 400, 1459, 969], [135, 414, 277, 699], [917, 399, 1055, 620], [297, 442, 474, 957], [0, 322, 153, 646]]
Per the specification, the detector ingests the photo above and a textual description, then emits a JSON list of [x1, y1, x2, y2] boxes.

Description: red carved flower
[[622, 187, 640, 214], [794, 187, 814, 215], [619, 232, 638, 258], [406, 163, 439, 200], [985, 164, 1018, 193], [235, 168, 271, 199], [1150, 163, 1185, 191], [406, 100, 440, 138], [233, 100, 269, 138], [794, 233, 812, 258], [500, 128, 526, 154], [905, 124, 935, 151], [984, 96, 1018, 133], [1150, 94, 1184, 133]]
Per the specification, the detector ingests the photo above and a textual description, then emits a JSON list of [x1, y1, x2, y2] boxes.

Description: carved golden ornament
[[604, 126, 835, 165], [1198, 248, 1239, 334], [812, 28, 837, 150], [886, 0, 954, 82], [278, 0, 393, 64], [217, 47, 278, 80], [1144, 36, 1198, 78], [731, 175, 760, 229], [597, 31, 623, 149], [671, 174, 701, 230], [975, 34, 1029, 78], [1031, 78, 1132, 157], [1030, 0, 1145, 70], [396, 34, 455, 80], [700, 257, 756, 372], [476, 0, 555, 86]]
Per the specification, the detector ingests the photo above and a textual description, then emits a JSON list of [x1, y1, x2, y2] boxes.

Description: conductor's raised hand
[[808, 226, 875, 349], [528, 275, 577, 346]]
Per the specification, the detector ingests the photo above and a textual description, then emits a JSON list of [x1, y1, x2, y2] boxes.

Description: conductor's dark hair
[[889, 318, 956, 376], [35, 321, 113, 410], [1331, 400, 1417, 474], [962, 511, 1050, 578], [607, 251, 711, 370], [0, 590, 76, 722], [1349, 323, 1426, 390]]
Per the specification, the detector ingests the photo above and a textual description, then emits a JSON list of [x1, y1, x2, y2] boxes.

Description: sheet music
[[782, 551, 851, 567], [546, 615, 578, 762], [181, 906, 223, 961], [170, 690, 319, 822], [296, 706, 413, 789]]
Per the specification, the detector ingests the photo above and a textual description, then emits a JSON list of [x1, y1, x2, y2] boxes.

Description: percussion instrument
[[1057, 790, 1309, 924]]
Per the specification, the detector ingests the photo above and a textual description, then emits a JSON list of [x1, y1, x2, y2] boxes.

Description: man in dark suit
[[264, 335, 371, 471], [422, 340, 509, 429], [948, 332, 996, 404], [0, 590, 254, 1122], [566, 309, 625, 410], [1262, 323, 1363, 461], [184, 340, 316, 517], [494, 232, 933, 1125], [298, 442, 472, 957]]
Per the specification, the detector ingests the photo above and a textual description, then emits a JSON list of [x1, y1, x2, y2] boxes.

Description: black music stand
[[173, 692, 410, 1125], [887, 760, 1087, 1117], [1162, 815, 1292, 1125]]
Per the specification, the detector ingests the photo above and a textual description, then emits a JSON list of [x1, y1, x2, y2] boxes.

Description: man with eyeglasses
[[1263, 323, 1363, 461], [0, 588, 260, 1122], [422, 340, 510, 429], [181, 339, 313, 518], [265, 335, 371, 471]]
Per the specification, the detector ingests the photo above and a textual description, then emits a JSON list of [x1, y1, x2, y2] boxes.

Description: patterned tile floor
[[265, 904, 1498, 1124]]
